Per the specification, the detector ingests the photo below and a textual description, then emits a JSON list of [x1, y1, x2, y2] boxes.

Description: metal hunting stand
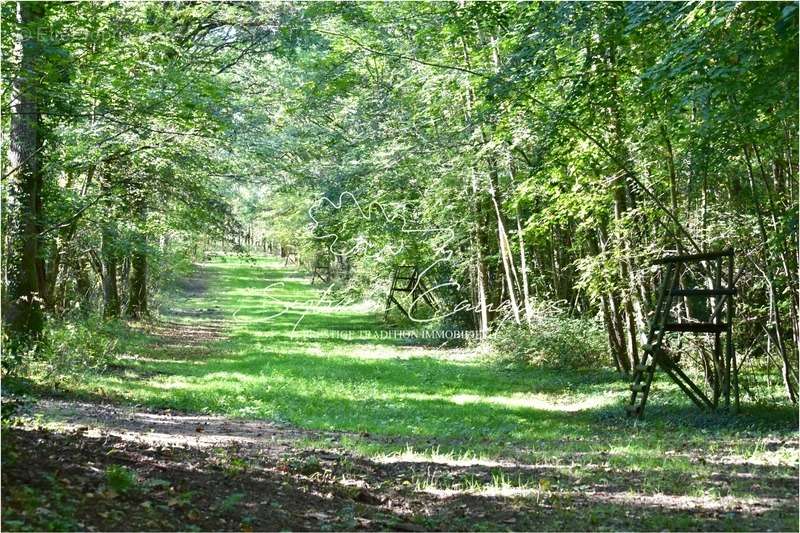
[[384, 265, 437, 321], [310, 256, 331, 284], [627, 249, 739, 417]]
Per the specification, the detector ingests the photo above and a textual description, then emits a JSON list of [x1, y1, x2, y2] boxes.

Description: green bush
[[20, 318, 119, 382], [487, 309, 609, 370]]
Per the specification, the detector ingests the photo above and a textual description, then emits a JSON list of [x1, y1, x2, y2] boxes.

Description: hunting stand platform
[[627, 249, 739, 417], [384, 265, 437, 321], [310, 256, 331, 284]]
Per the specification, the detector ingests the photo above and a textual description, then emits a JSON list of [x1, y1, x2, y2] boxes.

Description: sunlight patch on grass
[[372, 445, 570, 472], [375, 445, 509, 468], [118, 355, 207, 365], [448, 392, 616, 412], [392, 390, 617, 413], [419, 485, 540, 498], [592, 492, 787, 512], [327, 345, 454, 360], [411, 466, 546, 499]]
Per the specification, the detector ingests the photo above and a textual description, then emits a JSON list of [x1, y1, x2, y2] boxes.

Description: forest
[[1, 1, 798, 531]]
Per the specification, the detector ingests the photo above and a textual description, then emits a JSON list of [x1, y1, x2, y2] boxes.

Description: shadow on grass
[[26, 256, 798, 461]]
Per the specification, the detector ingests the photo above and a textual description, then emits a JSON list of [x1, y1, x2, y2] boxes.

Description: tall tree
[[4, 1, 45, 351]]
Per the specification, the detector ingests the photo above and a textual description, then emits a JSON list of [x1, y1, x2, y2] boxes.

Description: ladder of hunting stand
[[384, 265, 437, 321], [627, 249, 738, 417], [283, 246, 298, 267], [310, 257, 331, 284]]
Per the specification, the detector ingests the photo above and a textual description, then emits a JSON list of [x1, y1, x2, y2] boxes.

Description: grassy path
[[5, 255, 798, 531], [86, 256, 632, 458]]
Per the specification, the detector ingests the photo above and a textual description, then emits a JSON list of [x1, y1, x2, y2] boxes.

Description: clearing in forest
[[3, 256, 798, 531]]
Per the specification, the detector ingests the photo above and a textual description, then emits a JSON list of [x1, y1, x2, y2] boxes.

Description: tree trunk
[[487, 173, 522, 325], [606, 35, 641, 370], [515, 203, 534, 324], [101, 225, 120, 318], [589, 232, 631, 375], [126, 250, 148, 319], [126, 195, 149, 319], [4, 1, 45, 350], [470, 168, 491, 337]]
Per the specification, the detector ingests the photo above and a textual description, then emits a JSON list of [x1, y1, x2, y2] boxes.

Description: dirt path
[[19, 398, 369, 452], [5, 390, 797, 532]]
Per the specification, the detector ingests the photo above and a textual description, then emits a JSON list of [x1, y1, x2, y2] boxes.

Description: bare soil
[[3, 392, 797, 532]]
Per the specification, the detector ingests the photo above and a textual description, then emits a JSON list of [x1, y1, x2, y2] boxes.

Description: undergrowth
[[485, 308, 609, 370], [6, 318, 123, 387]]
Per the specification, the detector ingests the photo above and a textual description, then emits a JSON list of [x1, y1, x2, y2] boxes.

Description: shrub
[[19, 318, 119, 382], [487, 307, 609, 370]]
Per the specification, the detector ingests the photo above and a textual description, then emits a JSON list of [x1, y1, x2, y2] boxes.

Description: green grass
[[32, 256, 798, 502]]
